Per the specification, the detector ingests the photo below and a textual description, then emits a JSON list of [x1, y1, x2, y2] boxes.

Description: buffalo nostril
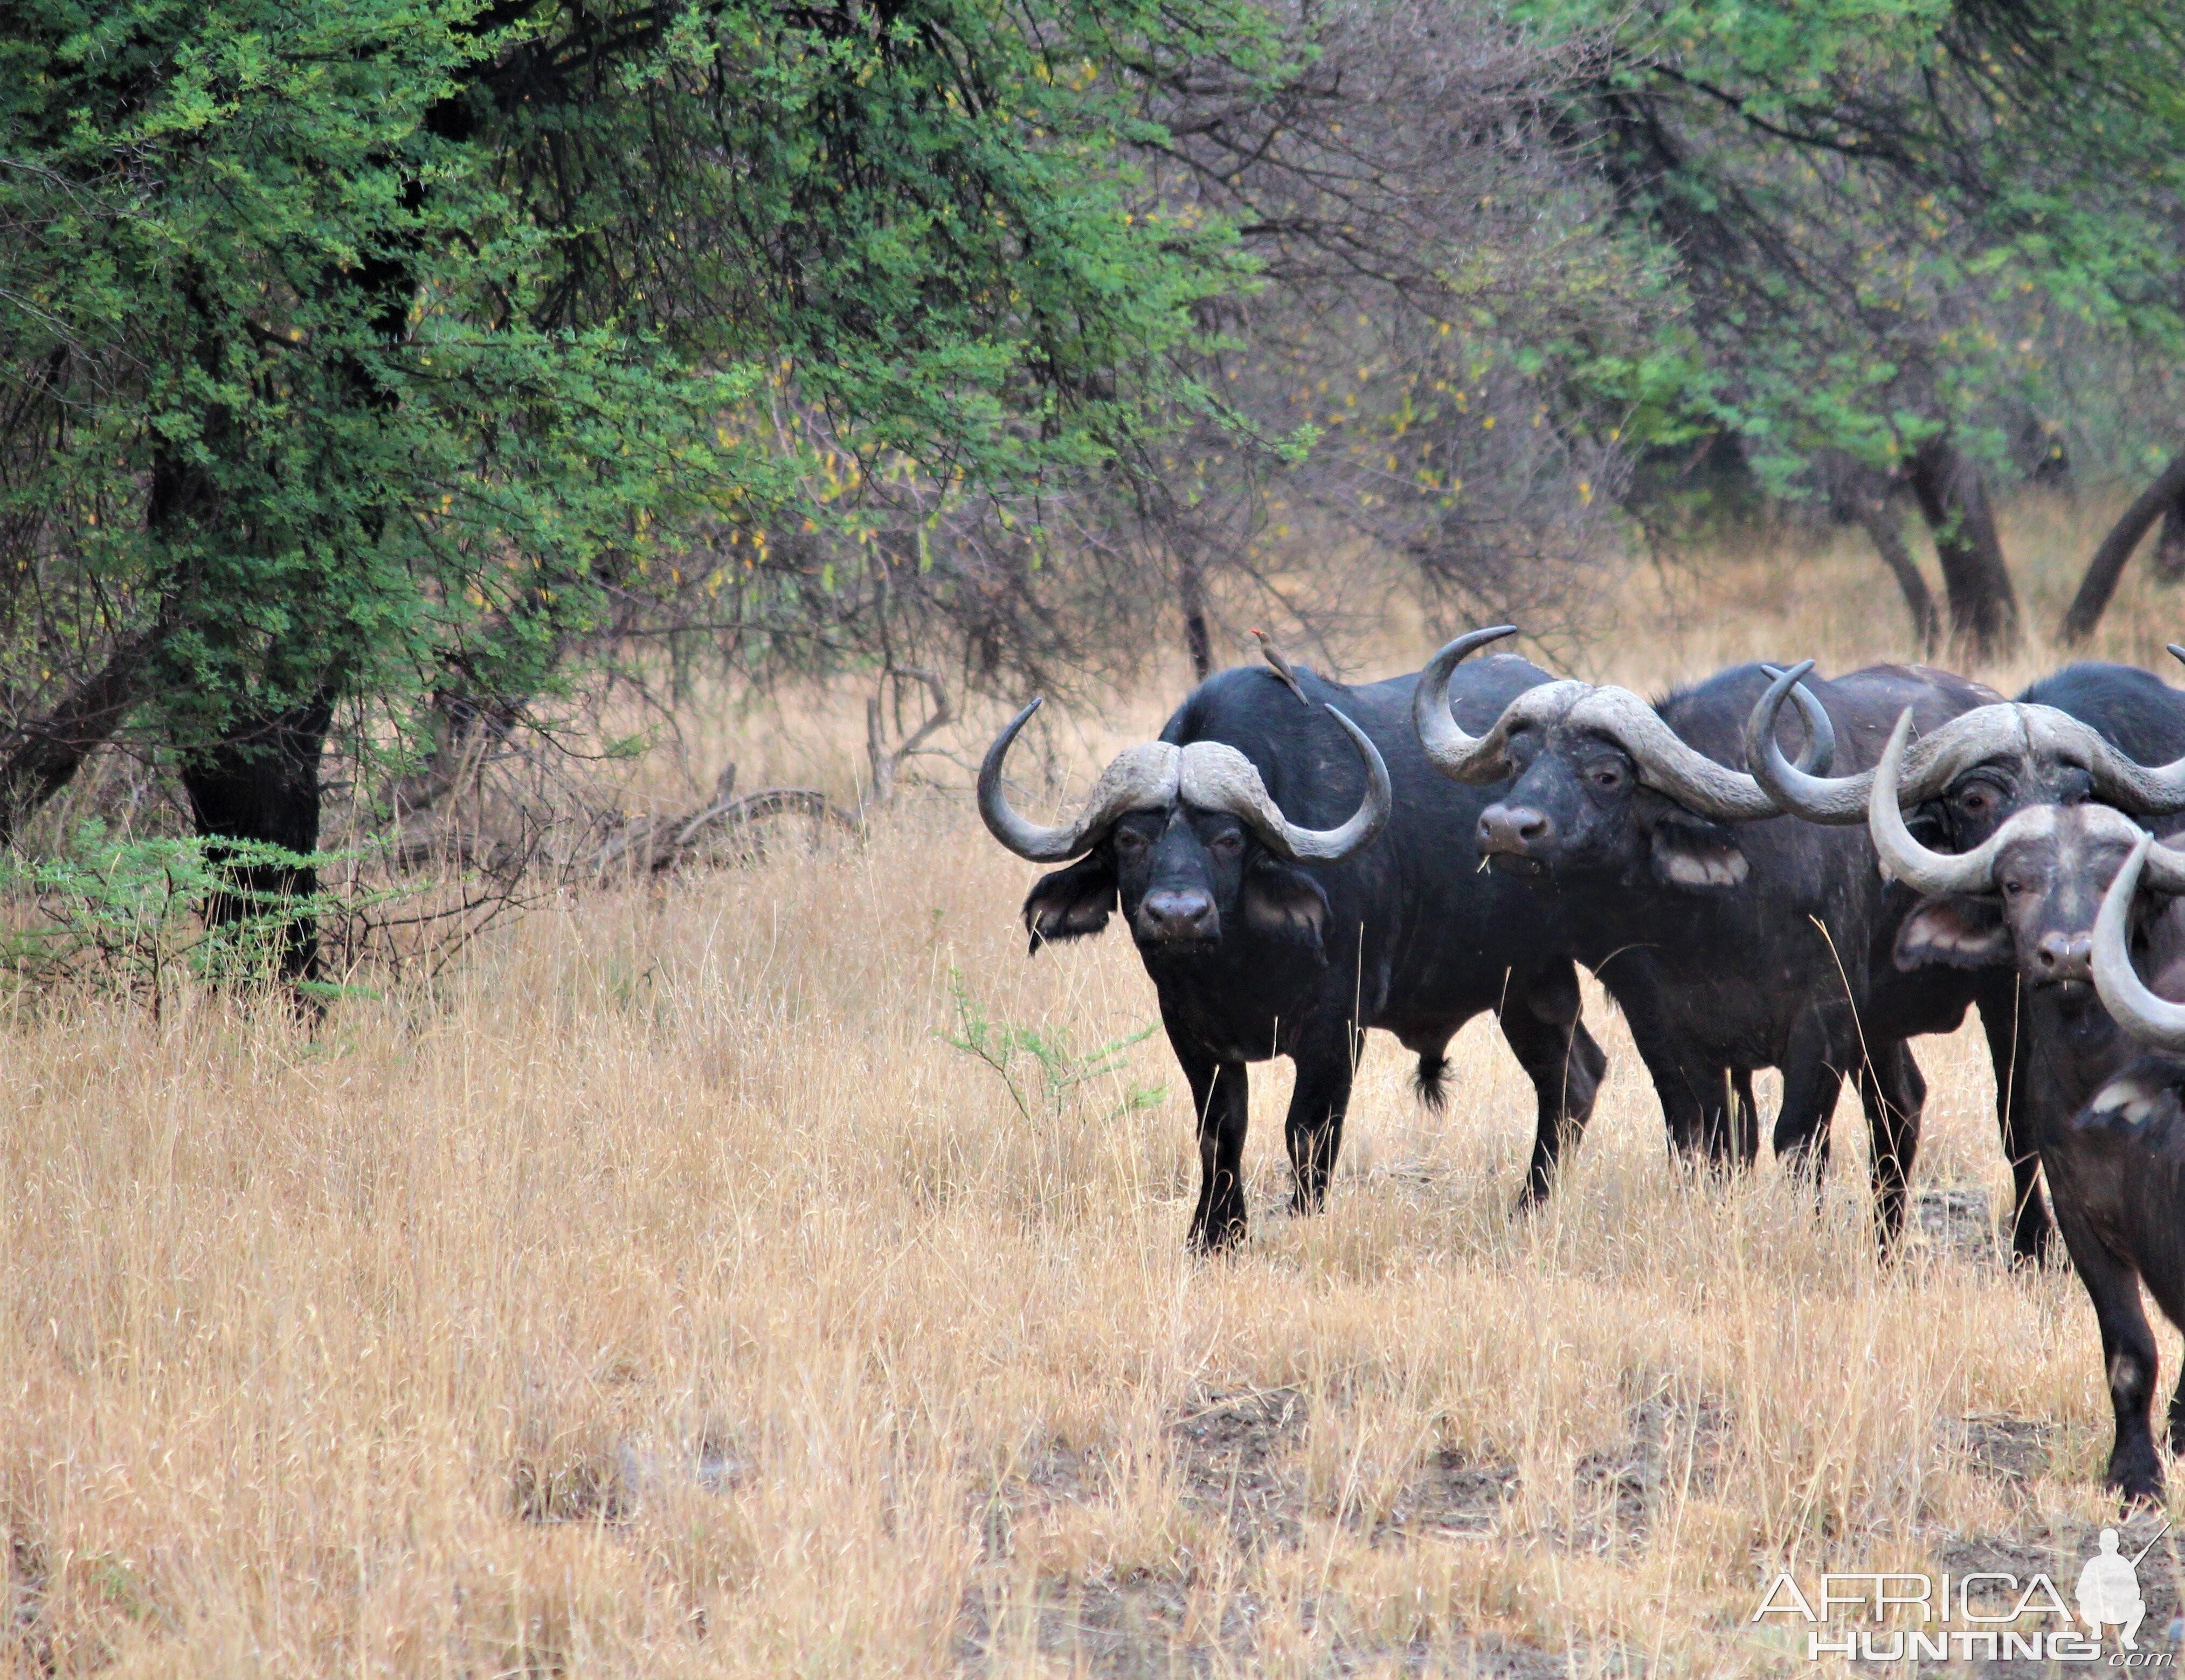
[[1142, 891, 1215, 939], [2035, 932, 2091, 978], [1478, 805, 1552, 854]]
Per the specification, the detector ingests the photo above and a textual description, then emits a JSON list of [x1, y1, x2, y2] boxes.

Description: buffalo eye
[[1208, 831, 1244, 858], [1957, 785, 1995, 817], [1587, 761, 1626, 790], [2000, 876, 2025, 897], [1114, 829, 1150, 857]]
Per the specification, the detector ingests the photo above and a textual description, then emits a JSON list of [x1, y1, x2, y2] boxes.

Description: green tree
[[1522, 0, 2185, 655], [0, 0, 1276, 970]]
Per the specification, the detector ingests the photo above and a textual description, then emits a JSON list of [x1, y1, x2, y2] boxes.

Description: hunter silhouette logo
[[1753, 1521, 2175, 1664], [2079, 1525, 2166, 1652]]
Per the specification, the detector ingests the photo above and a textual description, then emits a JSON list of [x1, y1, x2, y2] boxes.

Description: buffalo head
[[1745, 653, 2185, 847], [1869, 709, 2185, 999], [1411, 627, 1833, 891], [978, 697, 1391, 961]]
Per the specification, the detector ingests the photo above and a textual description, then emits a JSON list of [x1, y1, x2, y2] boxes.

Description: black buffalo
[[1859, 718, 2185, 1495], [2071, 832, 2185, 1499], [1414, 631, 2000, 1247], [1745, 656, 2185, 1259], [977, 652, 1662, 1249]]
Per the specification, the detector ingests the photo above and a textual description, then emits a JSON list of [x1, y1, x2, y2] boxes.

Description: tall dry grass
[[5, 499, 2185, 1676]]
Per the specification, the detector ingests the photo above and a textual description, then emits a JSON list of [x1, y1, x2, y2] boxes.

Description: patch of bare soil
[[1378, 1448, 1519, 1542], [1912, 1187, 1999, 1266], [956, 1573, 1248, 1679], [1574, 1388, 1733, 1541], [969, 1438, 1108, 1561], [956, 1392, 1574, 1677], [956, 1577, 1578, 1679], [1169, 1387, 1309, 1552], [1945, 1413, 2052, 1484]]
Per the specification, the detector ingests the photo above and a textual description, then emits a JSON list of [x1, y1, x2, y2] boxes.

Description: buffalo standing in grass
[[1414, 629, 1999, 1247], [977, 651, 1743, 1249], [1858, 716, 2185, 1496], [2074, 832, 2185, 1499], [1744, 655, 2185, 1260]]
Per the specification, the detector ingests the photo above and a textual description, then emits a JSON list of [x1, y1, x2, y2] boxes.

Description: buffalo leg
[[1690, 1064, 1751, 1167], [1166, 1013, 1251, 1252], [1773, 1040, 1849, 1225], [1283, 1018, 1357, 1216], [1731, 1069, 1760, 1166], [1772, 1013, 1844, 1182], [1501, 960, 1608, 1208], [1979, 980, 2058, 1264], [1596, 960, 1714, 1158], [1856, 1042, 1925, 1252], [2054, 1200, 2164, 1499]]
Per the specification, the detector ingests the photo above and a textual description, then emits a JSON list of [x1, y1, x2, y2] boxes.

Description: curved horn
[[1759, 665, 1838, 776], [2092, 836, 2185, 1048], [1568, 687, 1783, 822], [1183, 706, 1393, 862], [1763, 700, 2139, 825], [1866, 709, 2025, 895], [1412, 625, 1521, 782], [2077, 721, 2185, 817], [977, 698, 1179, 861], [1745, 661, 1882, 821], [2138, 831, 2185, 897]]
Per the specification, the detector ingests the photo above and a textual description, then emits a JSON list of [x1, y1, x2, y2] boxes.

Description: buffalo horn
[[979, 698, 1393, 865], [1416, 630, 1830, 822], [1412, 625, 1524, 782], [1746, 661, 1878, 821], [1181, 706, 1393, 862], [1754, 669, 2185, 824], [1867, 709, 2029, 895], [1565, 687, 1785, 823], [978, 698, 1182, 861], [2092, 836, 2185, 1048]]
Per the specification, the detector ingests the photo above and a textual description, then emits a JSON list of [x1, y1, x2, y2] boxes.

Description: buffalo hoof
[[1188, 1213, 1248, 1255], [2106, 1453, 2165, 1507], [2007, 1226, 2064, 1271]]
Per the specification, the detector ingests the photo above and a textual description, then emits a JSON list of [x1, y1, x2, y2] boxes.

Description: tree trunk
[[0, 633, 157, 846], [1850, 503, 1940, 656], [178, 691, 337, 985], [1903, 437, 2020, 658], [2153, 495, 2185, 583], [2059, 450, 2185, 644], [1178, 550, 1213, 680]]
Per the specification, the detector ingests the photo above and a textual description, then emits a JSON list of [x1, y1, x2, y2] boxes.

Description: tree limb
[[2060, 450, 2185, 644], [0, 633, 155, 847]]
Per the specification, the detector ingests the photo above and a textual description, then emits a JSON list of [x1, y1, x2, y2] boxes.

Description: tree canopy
[[1525, 0, 2185, 651], [6, 0, 2185, 987], [0, 0, 1281, 864]]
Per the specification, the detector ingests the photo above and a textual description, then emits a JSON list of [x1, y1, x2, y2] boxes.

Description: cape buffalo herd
[[976, 633, 2185, 1498], [979, 652, 1636, 1249]]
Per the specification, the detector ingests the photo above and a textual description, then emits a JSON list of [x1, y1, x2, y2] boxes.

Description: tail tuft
[[1414, 1053, 1451, 1114]]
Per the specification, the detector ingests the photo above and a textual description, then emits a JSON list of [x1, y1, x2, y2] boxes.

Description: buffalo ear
[[1242, 857, 1330, 956], [1649, 821, 1750, 891], [1894, 896, 2010, 970], [1022, 853, 1117, 952]]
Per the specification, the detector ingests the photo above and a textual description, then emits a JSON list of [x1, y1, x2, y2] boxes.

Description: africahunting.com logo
[[1753, 1524, 2175, 1664]]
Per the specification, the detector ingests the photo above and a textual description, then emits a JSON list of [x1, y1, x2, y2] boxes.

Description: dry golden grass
[[8, 499, 2185, 1677]]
